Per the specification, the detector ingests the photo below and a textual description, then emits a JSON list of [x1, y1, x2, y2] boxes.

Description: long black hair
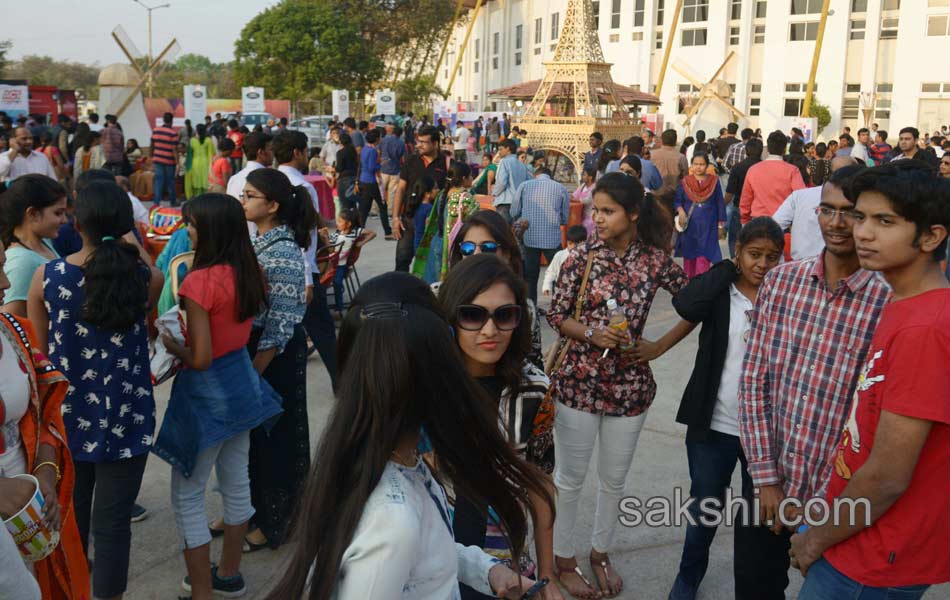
[[406, 174, 435, 217], [593, 172, 673, 252], [267, 272, 553, 600], [446, 160, 472, 189], [597, 139, 622, 173], [196, 123, 208, 144], [439, 254, 531, 395], [186, 194, 267, 322], [449, 210, 524, 275], [74, 180, 148, 330], [0, 174, 67, 246], [246, 168, 319, 249]]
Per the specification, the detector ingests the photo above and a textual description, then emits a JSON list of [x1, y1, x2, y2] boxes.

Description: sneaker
[[182, 565, 247, 598], [130, 503, 148, 523]]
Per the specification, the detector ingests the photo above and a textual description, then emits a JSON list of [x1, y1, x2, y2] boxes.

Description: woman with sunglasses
[[448, 210, 543, 368], [631, 218, 784, 600], [547, 173, 687, 599], [439, 255, 561, 600], [265, 272, 553, 600]]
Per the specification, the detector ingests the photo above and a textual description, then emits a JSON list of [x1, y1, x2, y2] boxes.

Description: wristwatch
[[585, 328, 594, 340]]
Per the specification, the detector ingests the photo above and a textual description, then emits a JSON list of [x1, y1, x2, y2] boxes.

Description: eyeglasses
[[459, 241, 500, 256], [815, 206, 858, 222], [238, 192, 268, 203], [456, 304, 522, 331]]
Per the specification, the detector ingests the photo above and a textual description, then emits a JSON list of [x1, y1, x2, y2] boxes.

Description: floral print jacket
[[547, 238, 687, 417]]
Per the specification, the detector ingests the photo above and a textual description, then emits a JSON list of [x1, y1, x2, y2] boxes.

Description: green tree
[[809, 98, 832, 135], [0, 40, 11, 77], [234, 0, 383, 100], [5, 55, 101, 99]]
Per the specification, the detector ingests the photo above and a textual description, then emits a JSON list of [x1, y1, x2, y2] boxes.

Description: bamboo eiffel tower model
[[518, 0, 641, 176]]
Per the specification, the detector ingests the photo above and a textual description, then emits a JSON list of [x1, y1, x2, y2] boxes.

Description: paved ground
[[120, 216, 950, 599]]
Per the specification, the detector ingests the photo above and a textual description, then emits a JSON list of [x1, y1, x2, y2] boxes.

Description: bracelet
[[33, 461, 61, 482]]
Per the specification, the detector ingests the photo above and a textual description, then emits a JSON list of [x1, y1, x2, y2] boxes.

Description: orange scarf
[[3, 314, 90, 600], [682, 174, 718, 204]]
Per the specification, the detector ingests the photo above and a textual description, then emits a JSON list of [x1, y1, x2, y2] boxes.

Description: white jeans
[[553, 402, 648, 557]]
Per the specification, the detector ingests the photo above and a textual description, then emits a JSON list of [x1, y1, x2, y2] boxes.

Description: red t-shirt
[[228, 131, 244, 159], [209, 157, 232, 187], [824, 288, 950, 587], [178, 264, 253, 359]]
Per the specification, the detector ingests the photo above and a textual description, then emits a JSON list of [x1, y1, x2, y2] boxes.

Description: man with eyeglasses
[[0, 126, 57, 182], [772, 156, 857, 260], [736, 163, 891, 599]]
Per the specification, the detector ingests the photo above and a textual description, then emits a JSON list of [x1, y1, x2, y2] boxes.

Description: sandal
[[590, 553, 623, 598], [242, 536, 268, 553], [554, 562, 600, 599]]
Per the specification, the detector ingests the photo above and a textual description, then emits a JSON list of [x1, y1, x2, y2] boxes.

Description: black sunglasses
[[456, 304, 522, 331], [459, 241, 500, 256]]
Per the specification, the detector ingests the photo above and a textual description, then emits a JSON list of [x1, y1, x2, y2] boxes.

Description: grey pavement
[[121, 216, 950, 600]]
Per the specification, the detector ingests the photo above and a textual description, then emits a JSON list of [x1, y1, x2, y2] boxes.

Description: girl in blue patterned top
[[239, 167, 318, 551], [26, 179, 163, 600]]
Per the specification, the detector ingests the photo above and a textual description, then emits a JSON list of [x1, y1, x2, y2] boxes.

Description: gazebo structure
[[515, 0, 653, 175]]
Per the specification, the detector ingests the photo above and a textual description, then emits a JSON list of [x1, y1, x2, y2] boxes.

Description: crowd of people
[[0, 104, 949, 600]]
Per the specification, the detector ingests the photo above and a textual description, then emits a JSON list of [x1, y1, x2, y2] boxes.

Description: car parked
[[288, 115, 333, 148]]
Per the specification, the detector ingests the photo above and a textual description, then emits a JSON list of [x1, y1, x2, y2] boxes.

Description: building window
[[655, 28, 664, 49], [929, 0, 950, 6], [682, 28, 708, 45], [611, 0, 621, 28], [514, 52, 522, 66], [755, 0, 767, 18], [474, 61, 479, 73], [533, 47, 541, 55], [683, 0, 709, 23], [550, 43, 558, 51], [634, 0, 646, 27], [492, 57, 499, 70], [678, 84, 701, 114], [515, 24, 523, 49], [876, 83, 893, 93], [731, 0, 742, 20], [928, 15, 950, 36], [592, 1, 600, 26], [882, 0, 900, 9], [657, 0, 665, 25], [535, 18, 542, 45], [753, 24, 766, 43], [609, 33, 620, 42], [880, 17, 899, 39], [784, 98, 805, 117], [845, 83, 861, 93], [632, 31, 644, 40], [493, 32, 499, 54], [850, 19, 866, 39], [730, 26, 740, 45], [791, 0, 823, 15], [851, 0, 867, 11], [751, 84, 762, 92], [789, 22, 819, 41], [749, 96, 761, 116], [784, 83, 816, 92], [551, 12, 560, 40], [842, 89, 860, 120]]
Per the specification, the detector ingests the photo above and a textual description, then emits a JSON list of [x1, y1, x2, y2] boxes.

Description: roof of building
[[487, 80, 661, 105]]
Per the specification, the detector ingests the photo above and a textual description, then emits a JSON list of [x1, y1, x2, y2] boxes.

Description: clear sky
[[4, 0, 280, 65]]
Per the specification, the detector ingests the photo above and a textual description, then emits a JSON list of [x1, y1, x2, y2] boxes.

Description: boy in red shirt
[[790, 162, 950, 599]]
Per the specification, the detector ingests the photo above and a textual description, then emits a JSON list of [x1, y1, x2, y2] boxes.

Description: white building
[[435, 0, 950, 139]]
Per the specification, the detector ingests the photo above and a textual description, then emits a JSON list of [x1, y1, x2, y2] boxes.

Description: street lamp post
[[133, 0, 171, 97]]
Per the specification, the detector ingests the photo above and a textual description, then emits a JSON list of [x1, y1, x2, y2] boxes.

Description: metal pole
[[652, 0, 684, 113], [433, 0, 465, 83], [445, 0, 484, 99], [147, 9, 153, 96], [802, 0, 831, 117]]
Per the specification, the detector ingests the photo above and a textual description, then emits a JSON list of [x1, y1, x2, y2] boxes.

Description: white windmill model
[[98, 25, 180, 145]]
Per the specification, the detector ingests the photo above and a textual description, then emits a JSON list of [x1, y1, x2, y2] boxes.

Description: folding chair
[[169, 251, 195, 301], [342, 232, 374, 306]]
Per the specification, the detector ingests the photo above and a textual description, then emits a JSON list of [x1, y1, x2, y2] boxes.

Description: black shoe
[[130, 503, 148, 523], [182, 565, 247, 598]]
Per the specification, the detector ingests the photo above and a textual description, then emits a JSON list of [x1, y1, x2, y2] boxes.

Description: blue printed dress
[[43, 259, 155, 463]]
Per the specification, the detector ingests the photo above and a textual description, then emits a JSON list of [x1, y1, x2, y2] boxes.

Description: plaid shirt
[[511, 174, 571, 249], [723, 140, 748, 173], [738, 254, 890, 499]]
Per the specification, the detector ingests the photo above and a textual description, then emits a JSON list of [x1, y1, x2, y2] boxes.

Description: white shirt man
[[0, 128, 57, 182], [772, 186, 824, 261], [454, 126, 471, 151]]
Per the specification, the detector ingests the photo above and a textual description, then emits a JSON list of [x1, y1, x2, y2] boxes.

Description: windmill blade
[[110, 77, 149, 118], [710, 93, 746, 119], [708, 51, 736, 86], [671, 63, 705, 91], [112, 26, 145, 77], [142, 39, 181, 77]]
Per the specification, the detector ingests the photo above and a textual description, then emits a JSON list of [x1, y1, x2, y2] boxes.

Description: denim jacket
[[152, 349, 283, 477]]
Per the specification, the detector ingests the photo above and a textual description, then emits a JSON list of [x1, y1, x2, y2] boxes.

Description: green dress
[[185, 136, 215, 199], [411, 188, 479, 282]]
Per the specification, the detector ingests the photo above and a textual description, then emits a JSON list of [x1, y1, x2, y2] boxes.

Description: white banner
[[376, 89, 396, 115], [241, 86, 265, 113], [777, 116, 819, 143], [183, 85, 207, 123], [332, 90, 350, 119], [0, 84, 29, 120]]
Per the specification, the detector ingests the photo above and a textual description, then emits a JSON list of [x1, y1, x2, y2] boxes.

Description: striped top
[[151, 126, 178, 165]]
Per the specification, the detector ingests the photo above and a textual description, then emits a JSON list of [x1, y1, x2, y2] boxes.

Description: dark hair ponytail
[[593, 172, 673, 252], [446, 161, 471, 188], [0, 174, 67, 247], [74, 180, 148, 330], [246, 168, 319, 249]]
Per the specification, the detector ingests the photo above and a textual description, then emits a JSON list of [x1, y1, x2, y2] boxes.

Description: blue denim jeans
[[333, 265, 349, 310], [154, 162, 177, 205], [726, 202, 741, 258], [798, 557, 930, 600]]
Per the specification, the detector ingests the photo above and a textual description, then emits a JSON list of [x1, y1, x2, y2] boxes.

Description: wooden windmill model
[[518, 0, 640, 175], [672, 51, 745, 132], [106, 25, 180, 118]]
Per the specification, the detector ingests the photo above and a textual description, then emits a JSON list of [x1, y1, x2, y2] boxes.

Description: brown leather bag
[[544, 250, 595, 375]]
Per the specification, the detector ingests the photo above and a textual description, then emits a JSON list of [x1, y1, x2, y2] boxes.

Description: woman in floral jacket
[[546, 173, 687, 599]]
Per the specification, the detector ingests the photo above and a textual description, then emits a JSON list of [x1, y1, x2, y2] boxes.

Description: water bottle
[[606, 298, 633, 352]]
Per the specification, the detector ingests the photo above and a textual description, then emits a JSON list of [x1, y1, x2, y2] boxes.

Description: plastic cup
[[3, 473, 60, 562]]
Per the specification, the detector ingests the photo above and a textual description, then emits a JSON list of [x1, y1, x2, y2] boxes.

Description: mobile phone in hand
[[520, 577, 549, 599]]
